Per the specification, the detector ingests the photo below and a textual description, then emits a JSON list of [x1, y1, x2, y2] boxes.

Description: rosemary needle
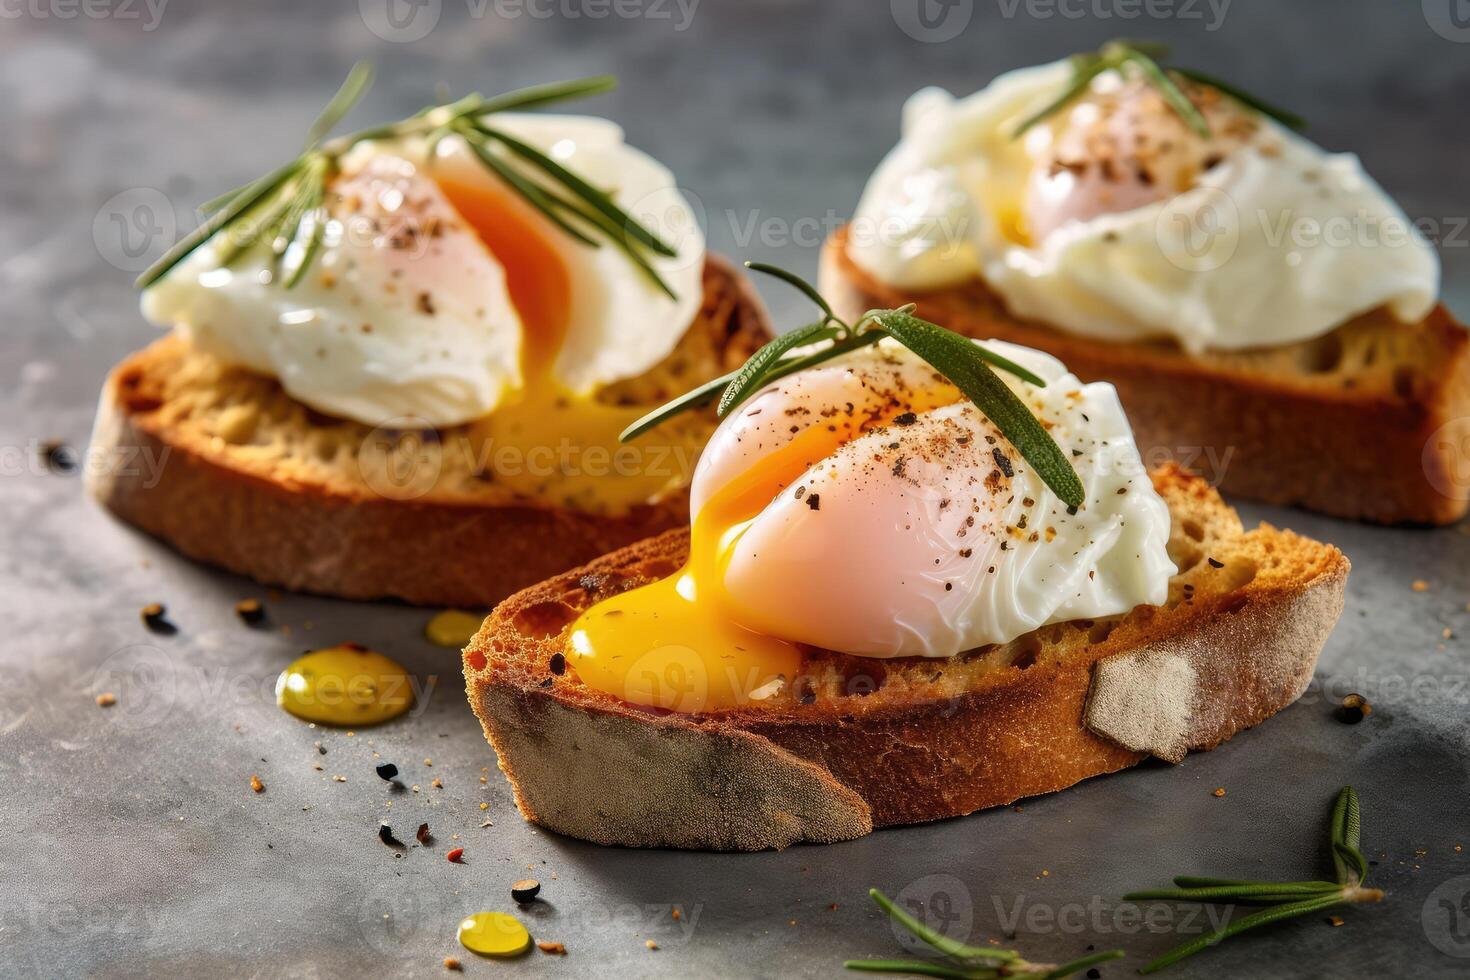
[[137, 64, 678, 298], [845, 888, 1123, 979], [1010, 39, 1304, 139], [1125, 787, 1383, 973], [620, 264, 1086, 509]]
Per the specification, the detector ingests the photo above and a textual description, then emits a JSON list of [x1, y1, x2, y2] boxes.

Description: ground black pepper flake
[[512, 879, 541, 903], [235, 598, 266, 626], [1207, 557, 1224, 568], [992, 448, 1013, 477], [1336, 694, 1372, 724], [40, 440, 78, 474], [376, 762, 399, 781], [805, 493, 821, 511], [140, 603, 175, 634], [378, 823, 403, 847], [548, 652, 566, 676]]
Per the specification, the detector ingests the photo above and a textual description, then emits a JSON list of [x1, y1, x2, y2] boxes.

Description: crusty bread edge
[[819, 229, 1470, 526], [85, 255, 771, 607], [464, 474, 1349, 850]]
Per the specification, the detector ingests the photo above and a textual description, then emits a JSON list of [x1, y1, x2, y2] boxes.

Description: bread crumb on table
[[95, 692, 117, 707]]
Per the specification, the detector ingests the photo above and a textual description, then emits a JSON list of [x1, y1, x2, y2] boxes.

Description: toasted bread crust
[[821, 227, 1470, 525], [465, 465, 1349, 850], [87, 256, 770, 607]]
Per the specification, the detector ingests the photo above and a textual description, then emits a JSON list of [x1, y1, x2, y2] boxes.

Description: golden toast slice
[[87, 256, 770, 606], [822, 226, 1470, 525], [464, 464, 1348, 850]]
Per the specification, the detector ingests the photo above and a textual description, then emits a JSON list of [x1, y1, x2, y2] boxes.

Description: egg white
[[843, 62, 1440, 354], [693, 339, 1175, 658], [142, 113, 705, 427]]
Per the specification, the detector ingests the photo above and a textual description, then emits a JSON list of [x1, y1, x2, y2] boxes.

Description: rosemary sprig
[[845, 888, 1124, 979], [619, 264, 1085, 508], [1010, 39, 1304, 139], [136, 64, 679, 298], [1125, 787, 1383, 973]]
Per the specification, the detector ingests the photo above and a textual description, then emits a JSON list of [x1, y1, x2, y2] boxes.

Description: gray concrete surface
[[2, 1, 1468, 976]]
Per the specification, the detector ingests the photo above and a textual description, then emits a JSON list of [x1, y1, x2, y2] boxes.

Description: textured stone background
[[2, 1, 1468, 977]]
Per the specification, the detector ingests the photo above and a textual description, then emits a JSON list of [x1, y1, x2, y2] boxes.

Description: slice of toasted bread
[[464, 464, 1348, 850], [821, 226, 1470, 525], [87, 256, 769, 607]]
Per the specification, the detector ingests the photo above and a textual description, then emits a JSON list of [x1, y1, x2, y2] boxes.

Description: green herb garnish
[[137, 63, 679, 298], [620, 264, 1085, 509], [845, 888, 1124, 979], [1124, 786, 1383, 973], [1010, 39, 1305, 140]]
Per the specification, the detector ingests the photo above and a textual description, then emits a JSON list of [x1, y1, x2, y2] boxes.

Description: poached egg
[[566, 339, 1175, 713], [141, 114, 706, 512], [843, 60, 1440, 354]]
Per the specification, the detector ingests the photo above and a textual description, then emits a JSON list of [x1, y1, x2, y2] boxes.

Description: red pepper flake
[[446, 847, 464, 863], [416, 823, 432, 845]]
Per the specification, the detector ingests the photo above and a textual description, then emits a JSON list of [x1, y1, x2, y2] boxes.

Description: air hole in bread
[[840, 662, 888, 698], [1087, 620, 1118, 645], [1392, 367, 1415, 400], [1217, 558, 1259, 591], [512, 600, 577, 638], [1009, 632, 1043, 669], [1296, 332, 1343, 374], [1182, 519, 1205, 542], [1171, 544, 1204, 575]]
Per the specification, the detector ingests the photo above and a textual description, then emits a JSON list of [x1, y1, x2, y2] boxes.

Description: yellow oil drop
[[275, 645, 414, 727], [457, 911, 531, 958], [425, 610, 484, 649]]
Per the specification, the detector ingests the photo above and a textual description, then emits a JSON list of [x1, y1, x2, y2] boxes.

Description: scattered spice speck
[[1213, 787, 1226, 798], [431, 778, 443, 789], [537, 942, 566, 955], [250, 774, 265, 794], [376, 762, 399, 781], [416, 823, 431, 845], [141, 602, 174, 633], [446, 848, 464, 864], [645, 940, 659, 951], [442, 957, 462, 971], [235, 598, 266, 625], [95, 692, 117, 707], [1412, 580, 1430, 593], [1327, 915, 1345, 927]]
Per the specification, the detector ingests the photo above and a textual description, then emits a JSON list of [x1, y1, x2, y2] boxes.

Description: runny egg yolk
[[437, 176, 697, 514], [275, 644, 415, 727], [565, 384, 961, 713]]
